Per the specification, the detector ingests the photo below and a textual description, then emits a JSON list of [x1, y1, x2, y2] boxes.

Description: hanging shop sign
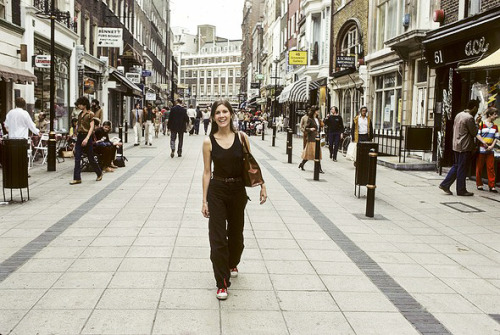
[[97, 28, 123, 48], [255, 74, 264, 80], [145, 92, 156, 101], [142, 70, 152, 77], [84, 78, 95, 94], [288, 51, 308, 65], [34, 55, 51, 68], [250, 82, 260, 89], [336, 56, 355, 68], [125, 73, 141, 83]]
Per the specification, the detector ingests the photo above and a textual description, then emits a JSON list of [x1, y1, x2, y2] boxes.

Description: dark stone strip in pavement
[[0, 157, 153, 283], [257, 152, 451, 335], [490, 314, 500, 324]]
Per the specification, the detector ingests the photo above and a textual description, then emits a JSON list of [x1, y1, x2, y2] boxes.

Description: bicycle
[[341, 127, 351, 156]]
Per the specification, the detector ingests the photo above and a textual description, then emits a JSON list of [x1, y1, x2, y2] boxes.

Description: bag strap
[[239, 131, 249, 154]]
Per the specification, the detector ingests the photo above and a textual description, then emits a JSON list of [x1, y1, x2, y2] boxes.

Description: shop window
[[374, 72, 402, 130]]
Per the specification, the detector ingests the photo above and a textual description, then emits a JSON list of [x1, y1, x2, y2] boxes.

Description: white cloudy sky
[[170, 0, 245, 40]]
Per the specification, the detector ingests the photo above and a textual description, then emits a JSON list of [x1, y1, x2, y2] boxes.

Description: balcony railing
[[33, 0, 77, 33]]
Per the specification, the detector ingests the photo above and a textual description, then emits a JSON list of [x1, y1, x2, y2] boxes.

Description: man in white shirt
[[187, 105, 197, 135], [5, 97, 40, 139]]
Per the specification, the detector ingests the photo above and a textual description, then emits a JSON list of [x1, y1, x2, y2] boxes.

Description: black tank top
[[210, 132, 244, 178]]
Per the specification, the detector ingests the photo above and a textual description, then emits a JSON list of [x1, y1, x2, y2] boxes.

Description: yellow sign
[[288, 51, 308, 65]]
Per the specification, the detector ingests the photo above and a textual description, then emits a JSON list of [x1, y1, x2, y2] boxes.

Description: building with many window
[[176, 26, 242, 108]]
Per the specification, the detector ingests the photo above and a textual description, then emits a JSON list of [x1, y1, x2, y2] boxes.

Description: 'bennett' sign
[[97, 28, 123, 48], [336, 56, 355, 68]]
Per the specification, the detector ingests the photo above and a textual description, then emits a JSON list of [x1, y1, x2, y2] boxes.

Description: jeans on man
[[73, 133, 101, 180], [170, 130, 184, 154], [328, 132, 341, 160], [440, 151, 471, 193], [194, 118, 200, 135]]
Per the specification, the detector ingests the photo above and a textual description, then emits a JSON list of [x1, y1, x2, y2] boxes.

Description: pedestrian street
[[1, 130, 500, 335]]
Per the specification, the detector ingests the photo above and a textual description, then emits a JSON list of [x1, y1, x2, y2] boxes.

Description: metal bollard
[[272, 125, 277, 147], [313, 135, 320, 181], [287, 128, 293, 163], [365, 149, 378, 217], [119, 125, 123, 147], [124, 121, 128, 143], [47, 131, 56, 171], [262, 122, 265, 141], [286, 127, 290, 155]]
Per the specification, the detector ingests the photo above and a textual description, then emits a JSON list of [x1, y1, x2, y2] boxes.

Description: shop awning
[[0, 65, 37, 84], [457, 48, 500, 72], [278, 76, 311, 103], [109, 69, 142, 96]]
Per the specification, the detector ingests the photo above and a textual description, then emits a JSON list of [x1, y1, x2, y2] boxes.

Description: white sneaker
[[230, 267, 238, 278], [216, 288, 228, 300]]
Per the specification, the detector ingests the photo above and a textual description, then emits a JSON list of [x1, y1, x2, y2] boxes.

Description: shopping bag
[[346, 142, 357, 161]]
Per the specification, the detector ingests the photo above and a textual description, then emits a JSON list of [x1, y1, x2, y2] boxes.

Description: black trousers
[[207, 179, 248, 289]]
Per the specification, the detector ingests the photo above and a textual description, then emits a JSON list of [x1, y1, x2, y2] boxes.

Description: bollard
[[47, 131, 56, 171], [262, 122, 265, 141], [119, 125, 123, 147], [286, 127, 290, 155], [287, 128, 293, 163], [365, 149, 378, 217], [124, 121, 128, 143], [272, 125, 276, 147], [313, 135, 320, 181]]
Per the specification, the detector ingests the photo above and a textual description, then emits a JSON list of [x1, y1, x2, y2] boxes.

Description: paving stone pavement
[[1, 128, 500, 335]]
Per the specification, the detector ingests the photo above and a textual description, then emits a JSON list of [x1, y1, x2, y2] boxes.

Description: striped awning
[[278, 76, 312, 103]]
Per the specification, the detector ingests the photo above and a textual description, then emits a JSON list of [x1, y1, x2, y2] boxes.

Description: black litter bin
[[2, 138, 29, 190], [355, 142, 378, 190]]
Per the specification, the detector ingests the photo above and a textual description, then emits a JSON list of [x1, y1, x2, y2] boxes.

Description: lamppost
[[271, 58, 280, 124], [36, 1, 71, 171]]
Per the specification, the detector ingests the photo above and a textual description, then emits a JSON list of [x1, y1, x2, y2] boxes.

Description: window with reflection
[[374, 72, 402, 130]]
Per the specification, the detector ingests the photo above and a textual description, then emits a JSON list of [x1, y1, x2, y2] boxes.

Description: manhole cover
[[441, 202, 484, 213]]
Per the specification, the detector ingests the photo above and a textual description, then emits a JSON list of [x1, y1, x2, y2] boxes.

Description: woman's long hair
[[210, 99, 236, 135]]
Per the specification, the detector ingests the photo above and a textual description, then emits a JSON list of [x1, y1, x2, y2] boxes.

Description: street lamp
[[36, 1, 71, 171], [272, 58, 280, 124]]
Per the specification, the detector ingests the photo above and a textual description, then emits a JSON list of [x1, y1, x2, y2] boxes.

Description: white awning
[[458, 48, 500, 72]]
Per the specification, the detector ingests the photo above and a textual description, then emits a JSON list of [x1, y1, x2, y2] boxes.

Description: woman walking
[[298, 106, 324, 173], [201, 99, 267, 300], [70, 96, 102, 185], [476, 107, 499, 192]]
